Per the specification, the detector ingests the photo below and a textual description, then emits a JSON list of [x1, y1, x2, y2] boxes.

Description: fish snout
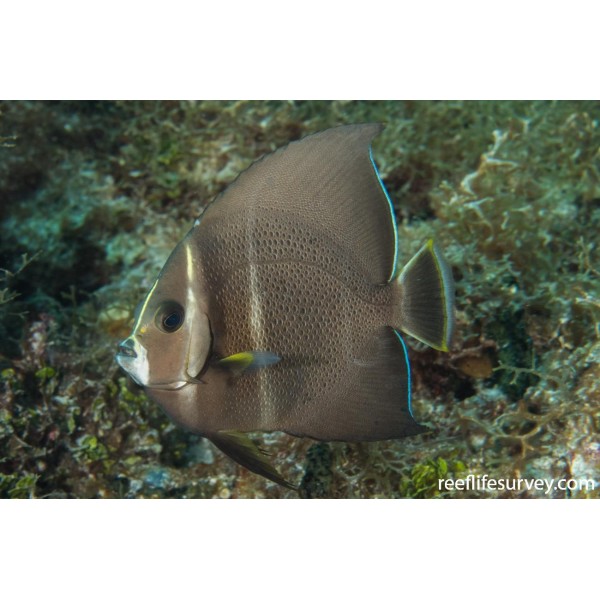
[[117, 337, 138, 359]]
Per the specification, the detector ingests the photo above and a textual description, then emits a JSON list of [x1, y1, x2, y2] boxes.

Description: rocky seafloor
[[0, 100, 598, 498]]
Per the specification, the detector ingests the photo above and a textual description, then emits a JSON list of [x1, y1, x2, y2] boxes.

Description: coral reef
[[1, 100, 598, 498]]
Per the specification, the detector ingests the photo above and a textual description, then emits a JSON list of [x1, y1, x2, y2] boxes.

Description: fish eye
[[155, 301, 185, 333]]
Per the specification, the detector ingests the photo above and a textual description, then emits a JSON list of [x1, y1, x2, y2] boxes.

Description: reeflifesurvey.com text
[[439, 474, 595, 495]]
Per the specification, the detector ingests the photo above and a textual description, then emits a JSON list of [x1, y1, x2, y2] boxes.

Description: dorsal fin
[[203, 124, 397, 284]]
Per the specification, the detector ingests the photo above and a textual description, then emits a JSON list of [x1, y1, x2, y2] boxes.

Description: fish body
[[116, 124, 455, 489]]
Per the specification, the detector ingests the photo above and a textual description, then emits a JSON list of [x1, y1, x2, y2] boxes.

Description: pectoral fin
[[215, 351, 281, 376], [210, 431, 297, 491]]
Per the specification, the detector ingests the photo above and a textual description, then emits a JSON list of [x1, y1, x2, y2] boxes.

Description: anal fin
[[283, 327, 428, 442], [210, 431, 297, 491]]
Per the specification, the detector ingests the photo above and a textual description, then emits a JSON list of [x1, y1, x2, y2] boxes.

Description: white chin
[[116, 337, 191, 390], [116, 339, 150, 386]]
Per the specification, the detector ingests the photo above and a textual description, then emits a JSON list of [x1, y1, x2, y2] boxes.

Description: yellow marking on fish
[[218, 351, 280, 375], [220, 352, 255, 370]]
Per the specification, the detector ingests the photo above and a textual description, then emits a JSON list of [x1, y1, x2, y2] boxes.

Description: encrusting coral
[[0, 100, 598, 498]]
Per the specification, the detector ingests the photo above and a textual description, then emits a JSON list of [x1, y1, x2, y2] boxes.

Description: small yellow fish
[[116, 124, 455, 489]]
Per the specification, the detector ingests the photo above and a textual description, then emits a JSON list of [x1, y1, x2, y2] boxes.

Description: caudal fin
[[392, 239, 455, 351]]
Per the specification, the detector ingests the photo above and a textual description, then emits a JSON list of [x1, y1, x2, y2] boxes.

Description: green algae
[[399, 457, 468, 499], [0, 100, 599, 498]]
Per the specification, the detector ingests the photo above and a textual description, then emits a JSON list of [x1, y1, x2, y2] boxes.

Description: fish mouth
[[117, 338, 137, 359], [115, 335, 149, 386]]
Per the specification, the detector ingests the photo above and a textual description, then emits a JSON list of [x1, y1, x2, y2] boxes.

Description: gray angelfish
[[116, 124, 455, 490]]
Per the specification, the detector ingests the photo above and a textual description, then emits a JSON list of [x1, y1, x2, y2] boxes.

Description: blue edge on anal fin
[[393, 329, 413, 419]]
